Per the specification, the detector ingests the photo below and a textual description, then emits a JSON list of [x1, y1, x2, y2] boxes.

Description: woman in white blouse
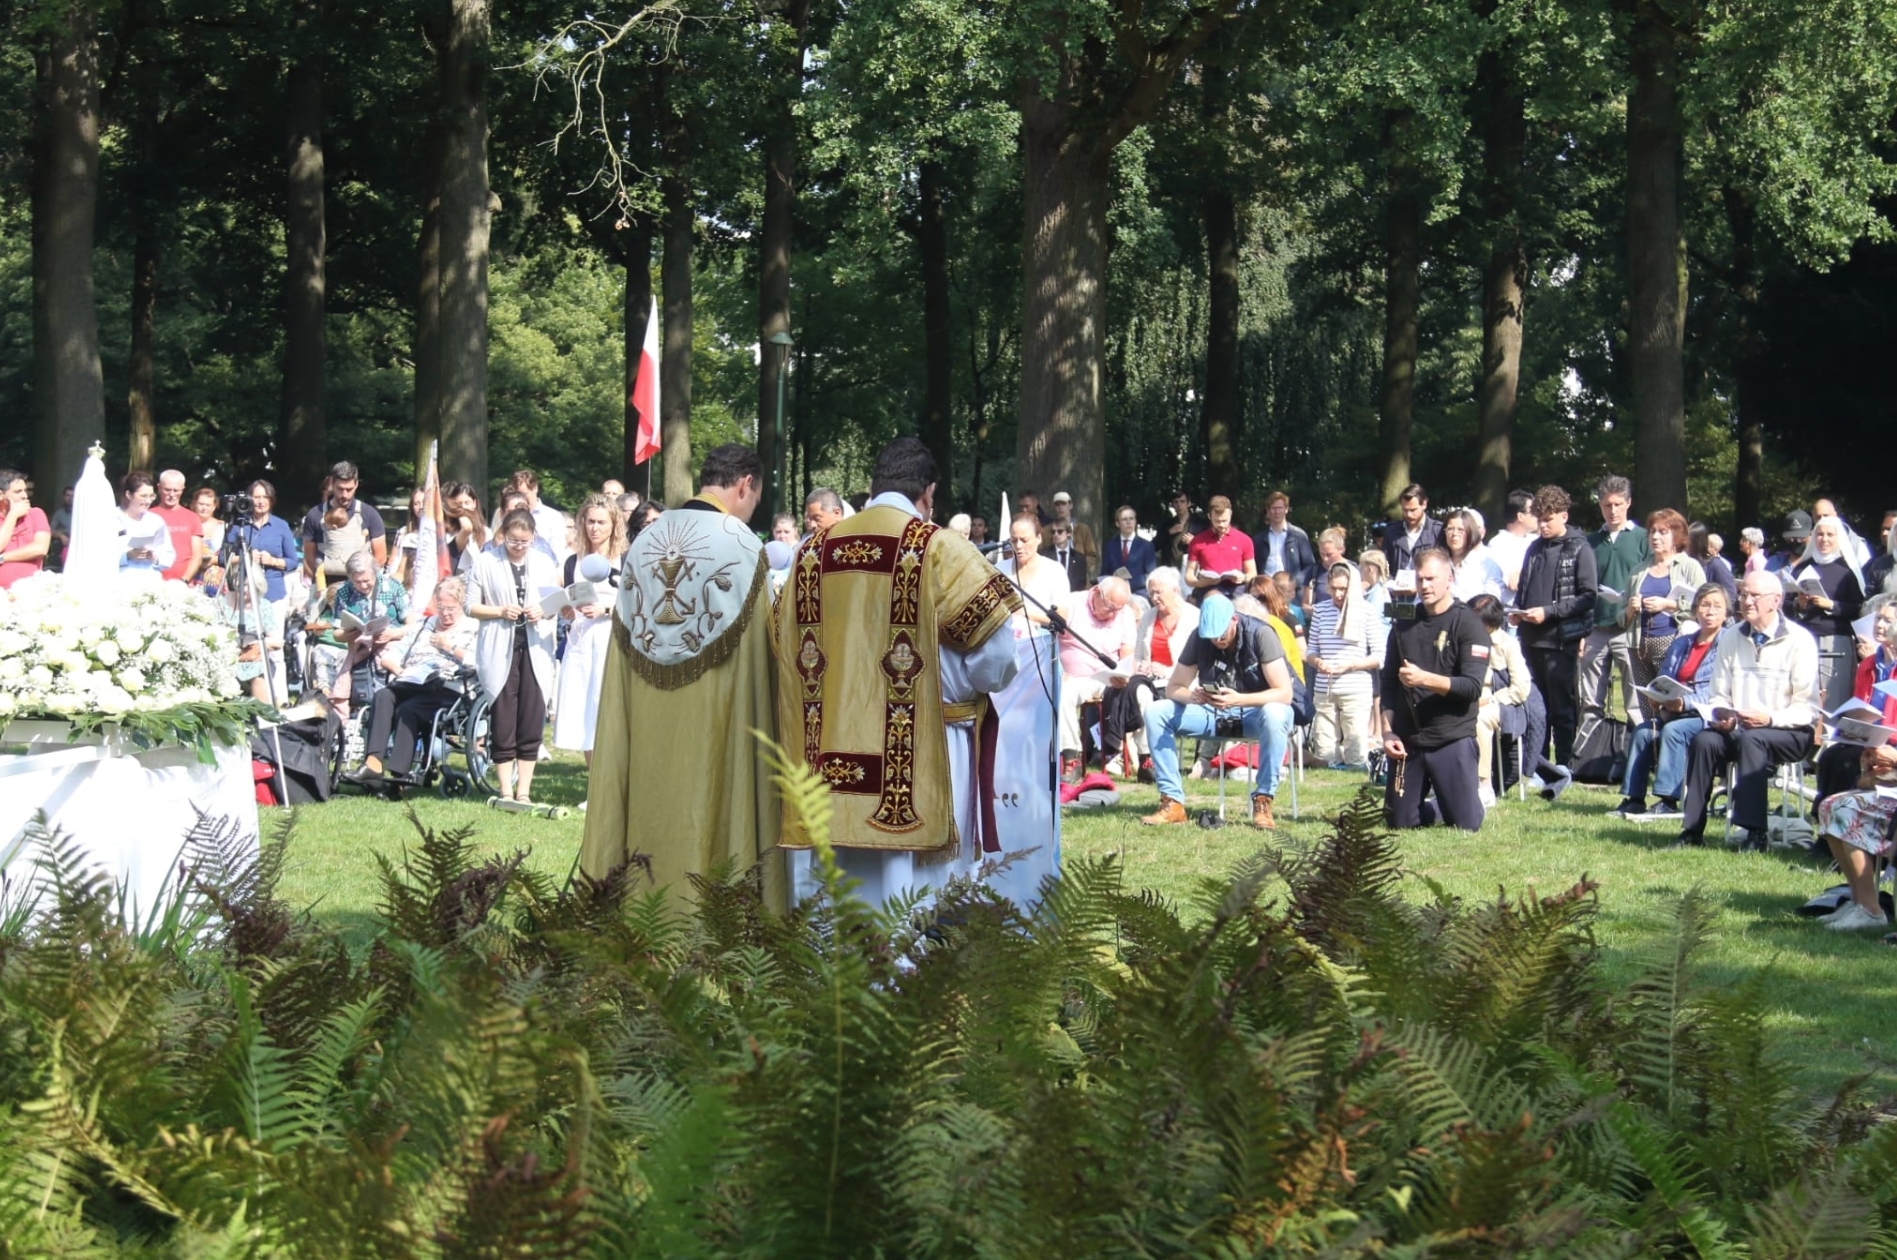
[[1108, 566, 1200, 776], [468, 508, 562, 804], [118, 471, 174, 574], [1443, 508, 1503, 603], [551, 494, 627, 764], [999, 511, 1070, 634]]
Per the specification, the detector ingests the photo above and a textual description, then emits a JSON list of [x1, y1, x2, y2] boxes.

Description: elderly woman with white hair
[[1101, 565, 1198, 779], [346, 576, 480, 786], [326, 548, 410, 710]]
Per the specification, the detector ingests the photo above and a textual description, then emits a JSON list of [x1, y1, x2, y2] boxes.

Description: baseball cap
[[1782, 510, 1813, 542], [1199, 593, 1235, 639], [1052, 491, 1072, 504]]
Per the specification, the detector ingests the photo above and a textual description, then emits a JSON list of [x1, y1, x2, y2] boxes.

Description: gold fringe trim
[[614, 550, 769, 691]]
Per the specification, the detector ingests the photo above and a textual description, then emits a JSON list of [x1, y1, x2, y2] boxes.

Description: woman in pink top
[[0, 469, 50, 589]]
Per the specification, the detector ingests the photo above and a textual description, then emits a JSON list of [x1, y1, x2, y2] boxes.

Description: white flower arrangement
[[0, 571, 242, 722]]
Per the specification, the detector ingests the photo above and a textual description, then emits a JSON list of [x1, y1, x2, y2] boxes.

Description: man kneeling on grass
[[1380, 549, 1491, 831], [1139, 593, 1296, 830]]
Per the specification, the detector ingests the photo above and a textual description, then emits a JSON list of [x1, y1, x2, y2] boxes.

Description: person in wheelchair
[[345, 577, 478, 786]]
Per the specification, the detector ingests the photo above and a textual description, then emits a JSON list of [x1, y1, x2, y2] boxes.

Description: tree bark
[[1017, 96, 1111, 535], [917, 156, 954, 508], [413, 121, 444, 482], [660, 171, 694, 505], [756, 0, 809, 520], [1375, 127, 1421, 517], [280, 0, 327, 504], [1201, 183, 1240, 499], [1726, 186, 1763, 532], [31, 4, 103, 489], [127, 17, 161, 475], [438, 0, 492, 496], [1472, 50, 1526, 525], [1627, 4, 1687, 512], [621, 216, 655, 488]]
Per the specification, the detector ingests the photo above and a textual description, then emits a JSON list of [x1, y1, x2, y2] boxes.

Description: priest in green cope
[[579, 444, 784, 906]]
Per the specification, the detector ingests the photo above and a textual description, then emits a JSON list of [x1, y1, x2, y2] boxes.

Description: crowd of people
[[0, 458, 674, 812], [7, 452, 1895, 933], [1002, 475, 1897, 940]]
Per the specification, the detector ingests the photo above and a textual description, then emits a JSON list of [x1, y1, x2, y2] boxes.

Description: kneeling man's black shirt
[[1380, 601, 1490, 750]]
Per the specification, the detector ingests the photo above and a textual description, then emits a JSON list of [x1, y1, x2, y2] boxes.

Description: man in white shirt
[[1054, 577, 1138, 780], [1484, 488, 1536, 606], [1675, 570, 1818, 850], [507, 468, 570, 562]]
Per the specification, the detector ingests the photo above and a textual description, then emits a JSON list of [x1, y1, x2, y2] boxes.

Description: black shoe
[[1611, 797, 1645, 819], [1738, 828, 1769, 853], [1670, 830, 1704, 849]]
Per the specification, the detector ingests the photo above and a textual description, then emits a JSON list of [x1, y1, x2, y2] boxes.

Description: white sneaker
[[1823, 902, 1889, 931], [1478, 783, 1497, 807]]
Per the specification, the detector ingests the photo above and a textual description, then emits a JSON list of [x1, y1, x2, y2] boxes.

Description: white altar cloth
[[0, 722, 260, 921]]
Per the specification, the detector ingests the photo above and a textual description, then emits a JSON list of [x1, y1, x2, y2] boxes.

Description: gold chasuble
[[580, 499, 783, 905], [773, 505, 1020, 854]]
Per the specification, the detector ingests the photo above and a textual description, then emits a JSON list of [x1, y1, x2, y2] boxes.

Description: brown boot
[[1251, 795, 1275, 830], [1140, 796, 1187, 826]]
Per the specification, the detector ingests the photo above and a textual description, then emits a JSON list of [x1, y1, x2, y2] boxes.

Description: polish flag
[[411, 440, 451, 615], [632, 297, 661, 465]]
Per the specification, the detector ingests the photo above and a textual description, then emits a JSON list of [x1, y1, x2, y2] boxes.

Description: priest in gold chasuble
[[773, 438, 1022, 906], [581, 444, 783, 906]]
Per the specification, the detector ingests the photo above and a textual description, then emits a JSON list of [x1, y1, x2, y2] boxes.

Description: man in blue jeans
[[1139, 593, 1297, 829]]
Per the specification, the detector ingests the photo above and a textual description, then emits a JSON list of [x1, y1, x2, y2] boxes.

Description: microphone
[[578, 552, 617, 586]]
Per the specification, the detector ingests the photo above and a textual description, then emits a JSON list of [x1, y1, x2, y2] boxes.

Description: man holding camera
[[1139, 592, 1297, 829], [1380, 548, 1492, 831]]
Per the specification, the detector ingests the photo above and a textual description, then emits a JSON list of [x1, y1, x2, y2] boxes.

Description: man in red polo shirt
[[1184, 495, 1255, 604], [154, 469, 206, 584]]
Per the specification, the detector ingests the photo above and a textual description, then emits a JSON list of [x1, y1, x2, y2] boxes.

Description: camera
[[223, 491, 248, 519], [1383, 594, 1419, 623]]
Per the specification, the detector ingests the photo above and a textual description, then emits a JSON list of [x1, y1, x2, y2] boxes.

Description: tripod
[[221, 509, 288, 806]]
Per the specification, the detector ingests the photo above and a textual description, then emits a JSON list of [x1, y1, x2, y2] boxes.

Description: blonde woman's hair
[[576, 493, 627, 560]]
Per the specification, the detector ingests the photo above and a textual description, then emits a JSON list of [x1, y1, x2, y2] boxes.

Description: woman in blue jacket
[[1612, 583, 1732, 820]]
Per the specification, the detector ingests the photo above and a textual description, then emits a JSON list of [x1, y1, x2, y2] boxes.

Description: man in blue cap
[[1139, 592, 1298, 828]]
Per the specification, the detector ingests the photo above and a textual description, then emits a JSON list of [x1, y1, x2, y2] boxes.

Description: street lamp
[[769, 330, 794, 519]]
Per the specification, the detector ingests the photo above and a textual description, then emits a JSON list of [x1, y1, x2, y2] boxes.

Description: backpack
[[1569, 715, 1630, 784]]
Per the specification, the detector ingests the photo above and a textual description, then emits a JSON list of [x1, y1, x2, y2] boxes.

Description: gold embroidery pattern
[[794, 535, 828, 768], [868, 519, 936, 833], [793, 539, 824, 625], [939, 573, 1022, 651], [820, 758, 867, 786], [829, 538, 885, 568]]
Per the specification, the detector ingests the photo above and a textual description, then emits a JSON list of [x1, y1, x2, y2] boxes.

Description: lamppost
[[769, 330, 794, 519]]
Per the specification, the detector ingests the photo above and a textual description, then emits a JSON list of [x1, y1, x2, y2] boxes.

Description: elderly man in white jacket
[[1675, 570, 1819, 851]]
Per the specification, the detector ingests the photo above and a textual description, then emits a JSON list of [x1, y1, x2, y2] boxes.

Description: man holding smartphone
[[1139, 593, 1297, 829]]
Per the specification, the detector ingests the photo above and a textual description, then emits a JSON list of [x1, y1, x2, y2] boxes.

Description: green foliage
[[0, 785, 1891, 1256]]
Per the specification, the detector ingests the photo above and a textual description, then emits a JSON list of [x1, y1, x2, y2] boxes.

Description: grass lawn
[[270, 750, 1897, 1101]]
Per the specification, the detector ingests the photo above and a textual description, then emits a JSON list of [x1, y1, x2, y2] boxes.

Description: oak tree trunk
[[660, 171, 694, 505], [1627, 6, 1688, 512], [1725, 187, 1763, 532], [438, 0, 492, 496], [1201, 184, 1240, 499], [281, 0, 327, 503], [1017, 96, 1110, 536], [756, 0, 809, 519], [413, 121, 443, 482], [127, 23, 161, 475], [1375, 131, 1421, 517], [32, 4, 103, 489], [917, 157, 954, 507], [1473, 51, 1526, 525]]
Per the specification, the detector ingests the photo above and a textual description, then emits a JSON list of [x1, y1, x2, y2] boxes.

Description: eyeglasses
[[1739, 592, 1779, 603], [1052, 528, 1071, 535]]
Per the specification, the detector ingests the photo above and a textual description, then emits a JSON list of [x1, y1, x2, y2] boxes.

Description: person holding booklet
[[1053, 577, 1139, 782], [1805, 598, 1897, 931], [468, 509, 561, 805], [1787, 515, 1865, 714], [1624, 509, 1705, 691], [1673, 570, 1819, 850], [1813, 597, 1897, 805], [1612, 583, 1730, 821], [551, 495, 626, 766]]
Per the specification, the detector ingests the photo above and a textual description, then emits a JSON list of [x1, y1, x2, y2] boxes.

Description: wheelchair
[[327, 665, 497, 800]]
